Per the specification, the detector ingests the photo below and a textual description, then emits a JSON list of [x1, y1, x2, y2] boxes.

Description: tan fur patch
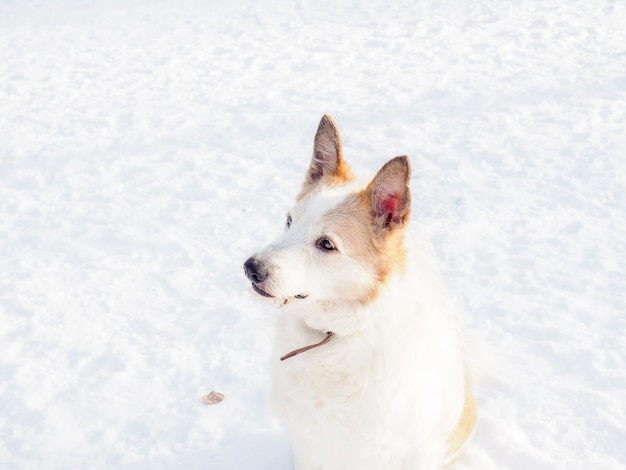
[[297, 169, 355, 201], [445, 372, 477, 461], [359, 178, 410, 275], [323, 189, 408, 304]]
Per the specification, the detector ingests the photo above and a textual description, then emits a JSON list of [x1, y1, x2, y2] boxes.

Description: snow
[[1, 0, 625, 468]]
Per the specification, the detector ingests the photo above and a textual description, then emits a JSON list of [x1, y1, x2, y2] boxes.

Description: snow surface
[[1, 0, 625, 468]]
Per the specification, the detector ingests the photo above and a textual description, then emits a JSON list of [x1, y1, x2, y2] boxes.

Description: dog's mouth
[[250, 283, 309, 303], [251, 283, 274, 298]]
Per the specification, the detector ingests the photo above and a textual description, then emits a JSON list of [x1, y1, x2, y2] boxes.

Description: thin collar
[[280, 331, 335, 361]]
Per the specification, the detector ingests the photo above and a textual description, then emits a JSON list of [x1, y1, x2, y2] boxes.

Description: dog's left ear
[[300, 115, 352, 197], [367, 156, 411, 231]]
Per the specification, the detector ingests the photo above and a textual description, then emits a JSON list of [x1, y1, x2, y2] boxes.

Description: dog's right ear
[[366, 155, 411, 232], [299, 115, 352, 198]]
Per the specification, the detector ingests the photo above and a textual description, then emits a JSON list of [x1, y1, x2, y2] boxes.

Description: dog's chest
[[274, 336, 412, 430], [272, 343, 435, 469]]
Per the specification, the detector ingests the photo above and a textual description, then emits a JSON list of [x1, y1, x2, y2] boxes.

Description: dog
[[244, 115, 476, 469]]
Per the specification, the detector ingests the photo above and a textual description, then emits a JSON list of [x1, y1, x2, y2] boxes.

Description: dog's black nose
[[244, 257, 268, 284]]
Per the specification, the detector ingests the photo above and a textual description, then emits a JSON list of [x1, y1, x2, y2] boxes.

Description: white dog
[[244, 115, 475, 469]]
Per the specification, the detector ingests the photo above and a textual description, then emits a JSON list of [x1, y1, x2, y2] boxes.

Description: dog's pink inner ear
[[381, 196, 399, 214], [375, 192, 404, 227], [369, 156, 411, 229]]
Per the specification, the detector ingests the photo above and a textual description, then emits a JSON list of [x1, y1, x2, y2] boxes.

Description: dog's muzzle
[[243, 256, 309, 301], [243, 257, 273, 297]]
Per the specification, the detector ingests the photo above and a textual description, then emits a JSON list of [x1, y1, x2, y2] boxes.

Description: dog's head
[[244, 115, 411, 311]]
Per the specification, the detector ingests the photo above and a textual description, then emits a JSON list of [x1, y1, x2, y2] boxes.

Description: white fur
[[248, 179, 468, 470]]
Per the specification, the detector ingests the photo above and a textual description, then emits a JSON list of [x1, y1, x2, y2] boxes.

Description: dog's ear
[[300, 115, 352, 196], [367, 156, 411, 231]]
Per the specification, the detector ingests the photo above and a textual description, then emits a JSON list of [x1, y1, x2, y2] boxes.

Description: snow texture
[[1, 0, 625, 468]]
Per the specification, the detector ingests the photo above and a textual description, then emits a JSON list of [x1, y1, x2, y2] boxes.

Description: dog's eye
[[316, 237, 336, 252], [286, 214, 292, 229]]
